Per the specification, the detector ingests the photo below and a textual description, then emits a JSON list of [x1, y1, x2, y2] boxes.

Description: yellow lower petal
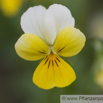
[[32, 53, 76, 89], [54, 56, 76, 87], [15, 33, 50, 61], [1, 0, 23, 17], [53, 26, 86, 57]]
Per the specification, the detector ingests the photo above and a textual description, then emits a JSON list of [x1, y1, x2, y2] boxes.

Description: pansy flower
[[15, 4, 86, 89], [0, 0, 23, 17]]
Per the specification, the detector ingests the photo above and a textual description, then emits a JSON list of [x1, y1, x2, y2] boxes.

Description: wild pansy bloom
[[0, 0, 23, 17], [15, 4, 86, 89], [95, 66, 103, 89]]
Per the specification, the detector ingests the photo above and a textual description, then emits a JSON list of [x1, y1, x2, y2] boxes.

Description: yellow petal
[[95, 70, 103, 89], [53, 26, 86, 57], [1, 0, 23, 17], [54, 56, 76, 87], [33, 53, 76, 89], [15, 33, 50, 61]]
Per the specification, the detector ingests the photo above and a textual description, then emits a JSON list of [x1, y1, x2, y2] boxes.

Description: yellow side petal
[[1, 0, 23, 17], [53, 26, 86, 57], [15, 33, 50, 61], [33, 54, 76, 89]]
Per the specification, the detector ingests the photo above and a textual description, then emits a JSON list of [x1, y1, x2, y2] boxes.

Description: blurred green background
[[0, 0, 103, 103]]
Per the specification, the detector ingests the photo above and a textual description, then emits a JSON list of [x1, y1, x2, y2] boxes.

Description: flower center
[[48, 46, 56, 55], [43, 53, 61, 69]]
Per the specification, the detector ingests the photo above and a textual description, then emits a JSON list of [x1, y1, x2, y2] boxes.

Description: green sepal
[[64, 57, 73, 66]]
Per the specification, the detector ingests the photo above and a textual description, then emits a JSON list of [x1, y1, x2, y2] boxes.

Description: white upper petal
[[21, 4, 75, 45], [42, 11, 57, 45], [21, 5, 56, 45], [21, 6, 46, 39], [48, 4, 75, 35]]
